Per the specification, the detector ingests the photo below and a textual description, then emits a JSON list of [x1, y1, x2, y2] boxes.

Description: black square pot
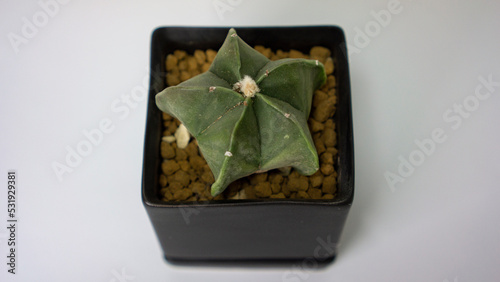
[[142, 26, 354, 263]]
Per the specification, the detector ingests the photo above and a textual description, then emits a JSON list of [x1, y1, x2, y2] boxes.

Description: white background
[[1, 0, 499, 281]]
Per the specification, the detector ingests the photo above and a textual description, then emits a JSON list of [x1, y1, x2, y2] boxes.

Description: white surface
[[1, 0, 499, 281]]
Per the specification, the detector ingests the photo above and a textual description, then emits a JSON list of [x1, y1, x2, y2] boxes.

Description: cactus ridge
[[156, 28, 326, 196]]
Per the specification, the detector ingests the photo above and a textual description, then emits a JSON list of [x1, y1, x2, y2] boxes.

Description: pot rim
[[142, 25, 354, 208]]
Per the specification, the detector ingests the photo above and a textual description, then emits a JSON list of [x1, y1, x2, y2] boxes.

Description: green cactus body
[[156, 28, 326, 196]]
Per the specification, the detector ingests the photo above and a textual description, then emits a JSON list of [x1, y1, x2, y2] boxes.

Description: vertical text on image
[[6, 171, 18, 275]]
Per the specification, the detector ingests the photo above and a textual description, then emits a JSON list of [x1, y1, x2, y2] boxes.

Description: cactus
[[156, 28, 326, 196]]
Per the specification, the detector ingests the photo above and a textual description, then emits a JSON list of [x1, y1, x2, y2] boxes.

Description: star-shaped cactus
[[156, 28, 326, 196]]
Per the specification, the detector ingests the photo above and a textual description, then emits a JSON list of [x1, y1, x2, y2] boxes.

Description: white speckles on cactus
[[156, 28, 326, 196]]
